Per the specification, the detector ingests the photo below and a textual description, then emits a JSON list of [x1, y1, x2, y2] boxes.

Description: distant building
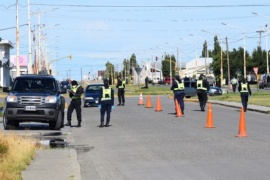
[[10, 54, 28, 79], [184, 57, 213, 78], [0, 40, 14, 88]]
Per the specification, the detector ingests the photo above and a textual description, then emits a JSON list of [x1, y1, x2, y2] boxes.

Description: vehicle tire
[[49, 111, 63, 130], [3, 113, 18, 130]]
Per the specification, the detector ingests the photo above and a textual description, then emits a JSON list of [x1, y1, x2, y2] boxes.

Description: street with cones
[[137, 93, 249, 138]]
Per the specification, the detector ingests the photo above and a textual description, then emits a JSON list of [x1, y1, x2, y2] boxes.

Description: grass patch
[[0, 132, 39, 180], [208, 91, 270, 107], [119, 85, 270, 107]]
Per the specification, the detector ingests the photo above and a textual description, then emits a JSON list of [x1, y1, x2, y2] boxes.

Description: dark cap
[[71, 80, 78, 86]]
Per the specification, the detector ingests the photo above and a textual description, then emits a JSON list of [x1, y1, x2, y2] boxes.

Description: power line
[[30, 4, 270, 8]]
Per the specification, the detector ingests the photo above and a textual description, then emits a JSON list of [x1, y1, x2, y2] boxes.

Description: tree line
[[104, 35, 268, 83]]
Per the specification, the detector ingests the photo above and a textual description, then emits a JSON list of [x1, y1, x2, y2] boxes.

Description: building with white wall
[[0, 40, 14, 88], [184, 57, 213, 78]]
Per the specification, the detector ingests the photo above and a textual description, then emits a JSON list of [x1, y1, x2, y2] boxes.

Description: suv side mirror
[[2, 87, 11, 93]]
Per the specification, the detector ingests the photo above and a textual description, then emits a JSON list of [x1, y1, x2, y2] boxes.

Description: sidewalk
[[209, 100, 270, 113], [22, 149, 81, 180]]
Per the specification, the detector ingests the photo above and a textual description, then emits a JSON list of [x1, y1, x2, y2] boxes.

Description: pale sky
[[1, 0, 270, 80]]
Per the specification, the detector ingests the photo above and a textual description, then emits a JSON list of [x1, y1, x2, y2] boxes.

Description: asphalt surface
[[19, 97, 270, 180]]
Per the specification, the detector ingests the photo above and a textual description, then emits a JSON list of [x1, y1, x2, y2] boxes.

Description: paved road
[[68, 95, 270, 180]]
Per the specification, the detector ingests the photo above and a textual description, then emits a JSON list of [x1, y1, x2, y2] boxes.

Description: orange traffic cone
[[138, 93, 144, 105], [236, 107, 248, 137], [155, 96, 162, 112], [205, 103, 215, 128], [175, 99, 183, 117], [145, 95, 153, 108]]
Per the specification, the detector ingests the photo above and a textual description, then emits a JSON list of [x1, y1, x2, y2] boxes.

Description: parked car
[[60, 81, 70, 93], [206, 76, 215, 86], [208, 86, 222, 96], [183, 79, 197, 98], [83, 83, 103, 107], [3, 74, 66, 130]]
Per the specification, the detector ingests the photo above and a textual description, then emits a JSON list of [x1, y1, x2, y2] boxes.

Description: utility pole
[[256, 30, 264, 47], [16, 0, 20, 77], [220, 40, 223, 87], [27, 0, 32, 74], [226, 37, 230, 85]]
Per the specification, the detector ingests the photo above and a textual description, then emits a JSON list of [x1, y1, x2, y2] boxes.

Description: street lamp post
[[222, 23, 246, 78], [47, 54, 72, 75]]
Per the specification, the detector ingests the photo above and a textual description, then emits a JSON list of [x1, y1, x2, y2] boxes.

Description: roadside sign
[[253, 67, 258, 75]]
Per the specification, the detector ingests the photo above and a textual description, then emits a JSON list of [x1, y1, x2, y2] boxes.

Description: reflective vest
[[174, 80, 184, 91], [231, 79, 237, 84], [71, 85, 82, 99], [241, 83, 248, 92], [196, 80, 207, 90], [101, 87, 112, 101], [119, 80, 125, 88]]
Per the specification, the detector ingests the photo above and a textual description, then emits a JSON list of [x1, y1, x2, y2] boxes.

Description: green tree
[[105, 61, 115, 80], [210, 36, 222, 80], [122, 59, 129, 77], [162, 54, 176, 77], [251, 46, 266, 74], [129, 53, 137, 74]]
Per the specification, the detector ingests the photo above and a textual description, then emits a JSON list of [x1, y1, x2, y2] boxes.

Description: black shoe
[[99, 123, 104, 127], [105, 124, 109, 127], [121, 103, 125, 106], [65, 122, 71, 126], [117, 104, 121, 106], [77, 122, 81, 127]]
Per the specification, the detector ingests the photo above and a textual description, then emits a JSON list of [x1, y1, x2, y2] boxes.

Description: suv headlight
[[7, 95, 18, 102], [45, 96, 57, 103]]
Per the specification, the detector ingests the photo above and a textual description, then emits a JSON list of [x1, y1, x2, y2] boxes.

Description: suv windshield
[[13, 78, 57, 92], [85, 85, 102, 92]]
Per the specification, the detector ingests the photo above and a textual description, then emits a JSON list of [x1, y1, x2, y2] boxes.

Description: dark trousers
[[67, 99, 82, 123], [174, 91, 185, 113], [118, 88, 125, 104], [232, 84, 237, 93], [240, 92, 249, 111], [100, 101, 112, 125], [197, 91, 208, 111]]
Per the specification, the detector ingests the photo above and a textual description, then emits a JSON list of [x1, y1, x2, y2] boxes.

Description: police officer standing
[[65, 80, 84, 127], [238, 78, 252, 112], [170, 75, 185, 115], [195, 74, 210, 111], [98, 79, 114, 127], [230, 77, 238, 93], [116, 76, 125, 106]]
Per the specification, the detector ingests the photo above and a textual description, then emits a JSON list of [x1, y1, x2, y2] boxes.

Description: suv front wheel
[[3, 113, 19, 130], [49, 111, 63, 130]]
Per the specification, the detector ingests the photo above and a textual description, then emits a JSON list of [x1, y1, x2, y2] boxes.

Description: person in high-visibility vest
[[170, 75, 185, 115], [65, 80, 84, 127], [98, 79, 114, 127], [230, 77, 238, 93], [116, 76, 125, 106], [238, 78, 252, 112], [195, 74, 210, 111]]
